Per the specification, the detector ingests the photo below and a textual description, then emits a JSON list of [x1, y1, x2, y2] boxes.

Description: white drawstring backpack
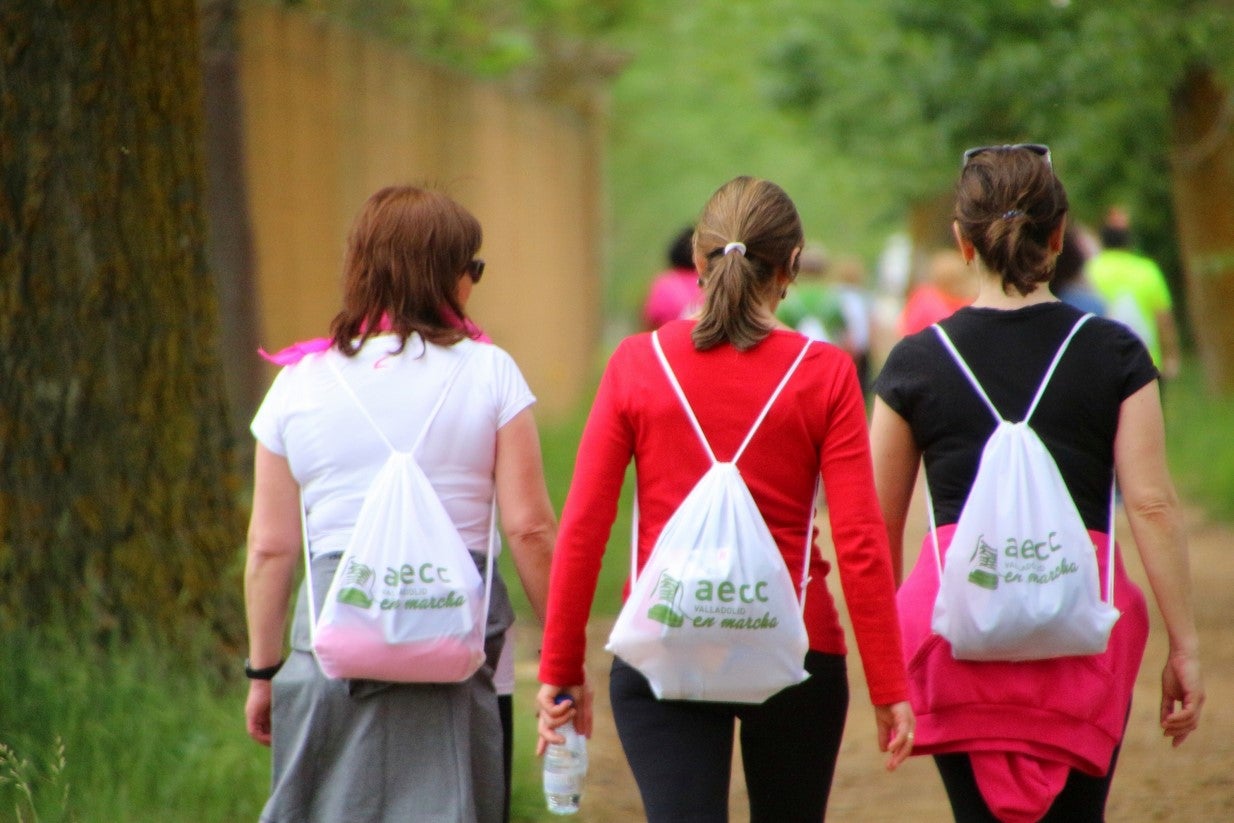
[[927, 315, 1120, 661], [302, 351, 495, 683], [606, 332, 816, 703]]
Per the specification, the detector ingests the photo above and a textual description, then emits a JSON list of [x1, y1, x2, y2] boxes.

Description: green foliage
[[299, 0, 640, 76], [1165, 359, 1234, 521], [603, 0, 905, 328], [763, 0, 1234, 285]]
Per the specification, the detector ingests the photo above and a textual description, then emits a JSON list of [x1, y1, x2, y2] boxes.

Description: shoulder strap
[[923, 313, 1115, 604], [932, 313, 1093, 424], [303, 343, 496, 639], [632, 332, 817, 606], [325, 343, 474, 455], [650, 330, 813, 465]]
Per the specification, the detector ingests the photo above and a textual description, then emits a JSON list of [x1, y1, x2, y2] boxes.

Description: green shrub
[[1164, 360, 1234, 520]]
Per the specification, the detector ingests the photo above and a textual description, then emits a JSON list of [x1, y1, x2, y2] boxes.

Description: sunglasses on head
[[465, 259, 485, 284], [961, 143, 1051, 168]]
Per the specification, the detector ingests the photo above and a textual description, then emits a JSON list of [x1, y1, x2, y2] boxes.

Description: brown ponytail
[[691, 177, 803, 351]]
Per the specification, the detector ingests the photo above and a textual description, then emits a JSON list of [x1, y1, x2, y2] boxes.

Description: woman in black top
[[870, 145, 1204, 822]]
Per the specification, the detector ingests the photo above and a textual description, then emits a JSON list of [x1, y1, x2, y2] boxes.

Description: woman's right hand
[[875, 700, 915, 771], [535, 681, 593, 756], [1161, 650, 1203, 747]]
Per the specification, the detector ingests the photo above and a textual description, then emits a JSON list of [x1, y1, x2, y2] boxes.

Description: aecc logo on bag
[[965, 531, 1084, 591], [643, 569, 782, 631], [333, 559, 470, 612]]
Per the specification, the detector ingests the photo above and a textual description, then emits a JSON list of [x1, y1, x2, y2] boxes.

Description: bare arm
[[495, 406, 557, 626], [869, 397, 921, 586], [1114, 380, 1203, 745], [243, 444, 302, 745]]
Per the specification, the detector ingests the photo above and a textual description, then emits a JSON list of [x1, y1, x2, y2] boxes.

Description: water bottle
[[543, 695, 587, 815]]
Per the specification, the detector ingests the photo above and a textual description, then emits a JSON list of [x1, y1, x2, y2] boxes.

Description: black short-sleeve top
[[874, 302, 1158, 531]]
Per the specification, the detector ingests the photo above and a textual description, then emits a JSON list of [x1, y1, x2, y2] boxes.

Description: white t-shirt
[[251, 334, 536, 559]]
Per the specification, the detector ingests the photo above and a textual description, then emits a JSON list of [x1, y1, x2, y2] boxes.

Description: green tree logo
[[967, 535, 999, 590], [336, 558, 376, 608], [646, 571, 685, 627]]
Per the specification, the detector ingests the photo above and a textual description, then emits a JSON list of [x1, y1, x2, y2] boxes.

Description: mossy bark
[[1170, 65, 1234, 395], [0, 0, 245, 646]]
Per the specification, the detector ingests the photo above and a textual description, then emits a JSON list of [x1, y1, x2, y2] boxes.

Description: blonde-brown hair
[[692, 176, 803, 351], [330, 185, 481, 356]]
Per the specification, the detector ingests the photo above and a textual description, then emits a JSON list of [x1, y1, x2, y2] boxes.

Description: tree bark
[[199, 0, 264, 461], [0, 0, 244, 645], [1170, 65, 1234, 394]]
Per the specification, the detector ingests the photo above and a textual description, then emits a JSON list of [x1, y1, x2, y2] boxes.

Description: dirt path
[[520, 488, 1233, 822]]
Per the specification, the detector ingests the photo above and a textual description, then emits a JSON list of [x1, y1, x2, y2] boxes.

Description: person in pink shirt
[[642, 225, 702, 329], [538, 176, 913, 822], [898, 248, 977, 336], [871, 144, 1203, 823]]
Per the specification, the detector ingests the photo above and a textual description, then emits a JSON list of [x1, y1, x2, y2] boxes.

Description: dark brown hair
[[330, 185, 481, 355], [692, 176, 803, 351], [954, 148, 1068, 296]]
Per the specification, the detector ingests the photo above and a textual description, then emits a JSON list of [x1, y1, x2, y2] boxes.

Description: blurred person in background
[[898, 248, 977, 336], [643, 225, 702, 329], [1049, 224, 1105, 316], [776, 243, 844, 343], [1086, 206, 1180, 381], [831, 254, 875, 397]]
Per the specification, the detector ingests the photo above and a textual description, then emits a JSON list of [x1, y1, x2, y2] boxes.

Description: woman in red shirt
[[537, 176, 913, 822]]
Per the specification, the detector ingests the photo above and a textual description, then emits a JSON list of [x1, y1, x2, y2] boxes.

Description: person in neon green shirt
[[1085, 207, 1181, 379], [776, 245, 845, 343]]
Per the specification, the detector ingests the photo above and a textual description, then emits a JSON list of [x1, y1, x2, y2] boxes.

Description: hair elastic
[[1002, 210, 1023, 220], [723, 241, 747, 256]]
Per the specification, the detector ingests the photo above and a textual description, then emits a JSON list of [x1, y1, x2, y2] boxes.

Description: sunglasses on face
[[465, 259, 485, 284], [961, 143, 1051, 168]]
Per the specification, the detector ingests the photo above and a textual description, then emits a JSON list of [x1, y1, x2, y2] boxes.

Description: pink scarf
[[258, 310, 490, 366]]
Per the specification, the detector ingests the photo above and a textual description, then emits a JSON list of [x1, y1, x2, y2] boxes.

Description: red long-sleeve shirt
[[539, 320, 908, 706]]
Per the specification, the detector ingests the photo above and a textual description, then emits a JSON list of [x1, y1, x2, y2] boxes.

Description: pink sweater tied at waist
[[897, 525, 1149, 823]]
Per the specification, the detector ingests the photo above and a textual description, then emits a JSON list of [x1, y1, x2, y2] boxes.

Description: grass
[[0, 629, 268, 822], [1163, 361, 1234, 521]]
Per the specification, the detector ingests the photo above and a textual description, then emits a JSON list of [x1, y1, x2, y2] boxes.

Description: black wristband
[[244, 658, 284, 680]]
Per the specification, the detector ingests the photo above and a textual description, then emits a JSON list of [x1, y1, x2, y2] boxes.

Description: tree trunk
[[1170, 65, 1234, 394], [0, 0, 244, 645], [199, 0, 264, 462]]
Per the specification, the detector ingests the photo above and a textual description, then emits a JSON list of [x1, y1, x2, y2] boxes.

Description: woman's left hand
[[875, 700, 915, 771], [246, 681, 274, 746], [1161, 650, 1204, 746]]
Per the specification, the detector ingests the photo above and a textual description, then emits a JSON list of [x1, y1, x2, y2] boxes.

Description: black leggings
[[498, 693, 512, 823], [934, 747, 1121, 823], [609, 651, 849, 823]]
